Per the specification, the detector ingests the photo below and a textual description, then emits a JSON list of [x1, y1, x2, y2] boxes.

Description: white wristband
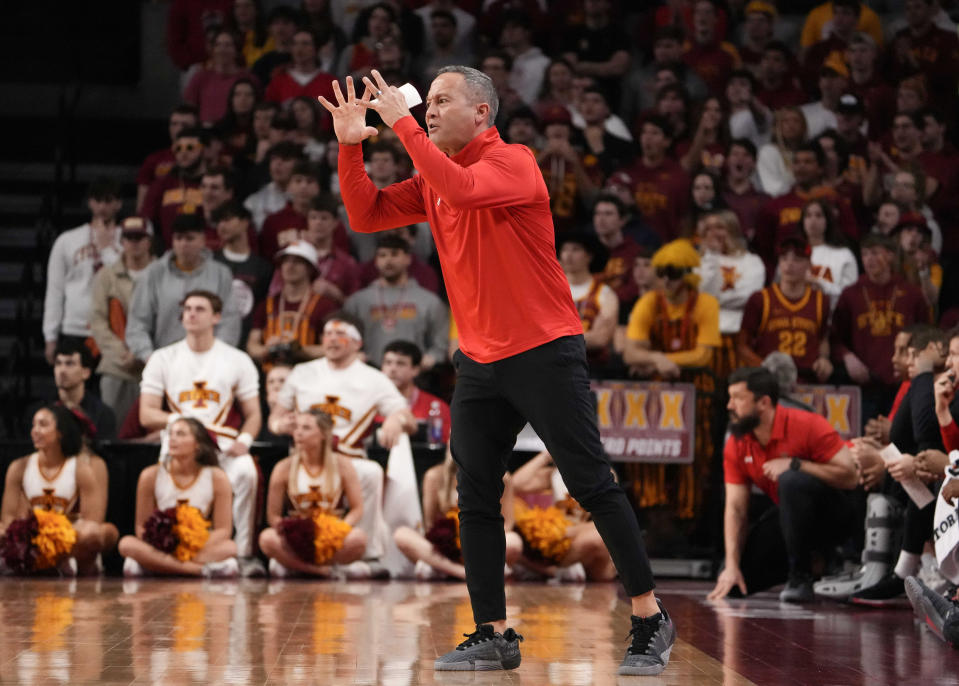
[[236, 432, 254, 449]]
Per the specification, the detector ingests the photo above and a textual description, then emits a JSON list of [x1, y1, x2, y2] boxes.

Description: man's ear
[[476, 103, 491, 126]]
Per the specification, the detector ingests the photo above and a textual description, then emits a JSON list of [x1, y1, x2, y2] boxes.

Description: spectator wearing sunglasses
[[88, 216, 156, 426], [142, 127, 208, 248]]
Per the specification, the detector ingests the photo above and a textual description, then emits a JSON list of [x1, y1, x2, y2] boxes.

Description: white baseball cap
[[275, 239, 319, 274]]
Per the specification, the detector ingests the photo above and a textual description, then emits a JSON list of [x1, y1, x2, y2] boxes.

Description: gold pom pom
[[515, 505, 572, 565], [173, 504, 211, 562], [32, 509, 77, 570], [312, 512, 352, 565]]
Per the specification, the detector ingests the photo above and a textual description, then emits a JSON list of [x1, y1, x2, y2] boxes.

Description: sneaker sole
[[434, 657, 521, 672], [617, 647, 671, 676], [905, 577, 924, 619], [848, 596, 904, 608]]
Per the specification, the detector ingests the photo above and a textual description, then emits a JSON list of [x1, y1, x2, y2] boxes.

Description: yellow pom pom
[[173, 504, 211, 562], [32, 509, 77, 570], [515, 505, 572, 565], [312, 512, 352, 565]]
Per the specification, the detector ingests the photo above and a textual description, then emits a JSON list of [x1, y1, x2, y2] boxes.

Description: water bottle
[[427, 400, 444, 449]]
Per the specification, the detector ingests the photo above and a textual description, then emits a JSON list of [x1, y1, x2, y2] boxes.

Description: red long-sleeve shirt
[[941, 420, 959, 452], [339, 117, 583, 363]]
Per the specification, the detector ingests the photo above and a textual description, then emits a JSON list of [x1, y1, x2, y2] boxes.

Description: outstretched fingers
[[345, 75, 357, 103], [317, 95, 335, 113]]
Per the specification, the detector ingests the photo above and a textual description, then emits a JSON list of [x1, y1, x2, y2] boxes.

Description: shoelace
[[457, 626, 496, 649], [626, 619, 658, 656]]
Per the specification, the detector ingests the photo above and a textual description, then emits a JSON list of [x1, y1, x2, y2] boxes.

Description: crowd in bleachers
[[4, 0, 959, 646]]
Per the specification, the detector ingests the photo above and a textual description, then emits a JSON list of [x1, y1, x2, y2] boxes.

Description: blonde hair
[[288, 409, 341, 507], [700, 210, 747, 255], [772, 107, 807, 173], [652, 239, 701, 288]]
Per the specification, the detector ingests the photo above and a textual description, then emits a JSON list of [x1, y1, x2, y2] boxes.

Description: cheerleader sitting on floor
[[510, 450, 617, 582], [393, 450, 522, 580], [259, 410, 367, 577], [0, 405, 119, 576], [118, 417, 239, 577]]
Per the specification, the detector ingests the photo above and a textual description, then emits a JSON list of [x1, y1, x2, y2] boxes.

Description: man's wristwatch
[[790, 457, 802, 472]]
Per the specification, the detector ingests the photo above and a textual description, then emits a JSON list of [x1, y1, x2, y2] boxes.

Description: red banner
[[793, 385, 862, 440], [590, 380, 696, 464]]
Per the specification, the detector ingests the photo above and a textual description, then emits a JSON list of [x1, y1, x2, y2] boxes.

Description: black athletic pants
[[739, 470, 855, 593], [450, 335, 655, 624]]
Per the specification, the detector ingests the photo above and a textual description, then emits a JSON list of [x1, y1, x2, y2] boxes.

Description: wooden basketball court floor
[[1, 578, 958, 685]]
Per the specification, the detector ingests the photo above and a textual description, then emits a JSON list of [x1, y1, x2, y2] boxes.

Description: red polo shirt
[[340, 118, 583, 363], [723, 405, 845, 503]]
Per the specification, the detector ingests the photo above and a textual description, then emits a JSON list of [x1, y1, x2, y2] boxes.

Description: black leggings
[[450, 335, 655, 624]]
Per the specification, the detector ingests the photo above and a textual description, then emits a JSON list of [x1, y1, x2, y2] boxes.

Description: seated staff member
[[259, 410, 367, 577], [0, 405, 118, 575], [738, 233, 832, 383], [708, 367, 859, 604], [118, 417, 239, 577], [394, 451, 522, 580]]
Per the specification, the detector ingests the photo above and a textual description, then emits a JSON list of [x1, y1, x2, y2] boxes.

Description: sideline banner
[[590, 380, 696, 464], [793, 384, 861, 440]]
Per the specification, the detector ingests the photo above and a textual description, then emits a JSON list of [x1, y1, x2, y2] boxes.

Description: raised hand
[[359, 69, 411, 128], [317, 76, 379, 146]]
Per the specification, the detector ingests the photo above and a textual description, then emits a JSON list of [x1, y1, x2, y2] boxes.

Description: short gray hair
[[761, 352, 798, 395], [436, 65, 499, 127]]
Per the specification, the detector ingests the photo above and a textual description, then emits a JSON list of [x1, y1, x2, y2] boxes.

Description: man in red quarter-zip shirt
[[319, 67, 674, 677]]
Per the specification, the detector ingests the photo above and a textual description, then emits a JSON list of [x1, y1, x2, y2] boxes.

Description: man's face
[[898, 225, 924, 253], [653, 69, 679, 94], [905, 0, 933, 28], [290, 31, 316, 65], [174, 136, 203, 170], [819, 73, 847, 101], [375, 247, 411, 281], [897, 87, 922, 114], [181, 295, 220, 334], [908, 341, 946, 378], [216, 216, 247, 244], [892, 331, 912, 379], [861, 245, 891, 281], [88, 196, 122, 222], [322, 320, 362, 362], [877, 203, 901, 232], [836, 111, 863, 138], [778, 250, 810, 283], [269, 155, 296, 185], [426, 72, 487, 154], [692, 0, 716, 42], [760, 49, 787, 79], [254, 108, 275, 138], [593, 201, 624, 237], [304, 209, 337, 244], [559, 242, 591, 274], [381, 351, 418, 389], [265, 365, 291, 405], [287, 174, 318, 202], [922, 115, 944, 149], [656, 91, 684, 119], [169, 112, 197, 143], [640, 124, 669, 159], [54, 353, 89, 391], [892, 115, 920, 150], [369, 151, 397, 181], [579, 92, 609, 125], [846, 42, 875, 71], [432, 16, 456, 47], [544, 122, 570, 145], [744, 11, 772, 42], [725, 144, 754, 180], [269, 17, 296, 45], [172, 231, 206, 264], [653, 38, 682, 64], [480, 57, 509, 88], [633, 256, 654, 289], [200, 174, 231, 211], [890, 172, 918, 206], [792, 151, 821, 186], [280, 255, 312, 284], [507, 117, 536, 145], [121, 226, 152, 259], [726, 382, 762, 436]]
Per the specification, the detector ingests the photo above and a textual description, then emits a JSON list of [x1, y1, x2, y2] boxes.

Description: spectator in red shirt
[[136, 105, 199, 213], [888, 0, 959, 113], [756, 42, 806, 111], [184, 28, 260, 125], [260, 160, 320, 259], [800, 0, 858, 92], [322, 65, 672, 673], [831, 233, 931, 423], [721, 138, 769, 245], [302, 194, 360, 307], [380, 339, 451, 444], [707, 367, 859, 603], [166, 0, 232, 71], [265, 28, 336, 106], [536, 104, 597, 236], [681, 0, 741, 98], [846, 32, 895, 135], [738, 1, 777, 74], [591, 194, 642, 307], [142, 128, 207, 247], [620, 115, 689, 242]]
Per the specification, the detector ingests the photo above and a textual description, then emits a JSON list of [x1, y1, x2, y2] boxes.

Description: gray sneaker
[[780, 576, 815, 604], [434, 624, 523, 671], [618, 600, 675, 676], [907, 575, 959, 644], [240, 557, 267, 578]]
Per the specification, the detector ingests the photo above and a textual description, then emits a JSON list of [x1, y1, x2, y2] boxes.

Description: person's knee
[[776, 468, 820, 504], [259, 528, 278, 556], [117, 535, 137, 558]]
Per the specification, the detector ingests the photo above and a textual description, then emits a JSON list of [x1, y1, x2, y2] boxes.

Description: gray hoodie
[[126, 250, 240, 361]]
